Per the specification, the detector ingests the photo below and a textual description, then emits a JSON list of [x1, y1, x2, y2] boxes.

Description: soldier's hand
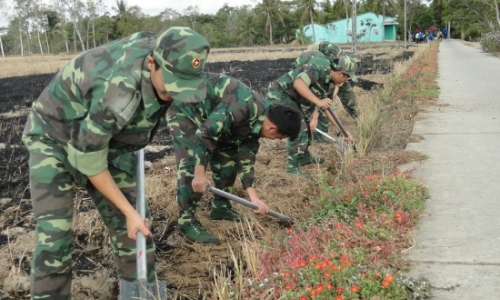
[[316, 98, 333, 109], [343, 131, 354, 143], [309, 118, 318, 132], [192, 174, 211, 193], [250, 197, 270, 216], [126, 211, 152, 241]]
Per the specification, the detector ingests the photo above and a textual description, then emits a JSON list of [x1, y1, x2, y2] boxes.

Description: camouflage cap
[[321, 42, 342, 59], [333, 55, 359, 82], [154, 27, 210, 103]]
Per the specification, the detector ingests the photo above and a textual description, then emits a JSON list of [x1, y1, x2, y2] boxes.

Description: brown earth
[[0, 47, 416, 299]]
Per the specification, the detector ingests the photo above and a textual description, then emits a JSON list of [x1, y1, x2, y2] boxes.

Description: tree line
[[0, 0, 499, 57]]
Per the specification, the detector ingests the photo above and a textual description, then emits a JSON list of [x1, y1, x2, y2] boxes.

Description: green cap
[[321, 42, 342, 58], [154, 27, 210, 103], [333, 54, 359, 82]]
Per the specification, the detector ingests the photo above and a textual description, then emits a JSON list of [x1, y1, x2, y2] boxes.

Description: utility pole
[[404, 0, 407, 48], [352, 0, 357, 53], [382, 0, 386, 42]]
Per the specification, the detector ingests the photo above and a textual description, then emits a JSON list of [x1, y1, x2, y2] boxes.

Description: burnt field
[[0, 48, 414, 299]]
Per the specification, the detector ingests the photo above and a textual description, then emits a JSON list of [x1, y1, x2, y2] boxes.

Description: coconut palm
[[238, 15, 258, 45], [297, 0, 318, 42], [254, 0, 286, 45]]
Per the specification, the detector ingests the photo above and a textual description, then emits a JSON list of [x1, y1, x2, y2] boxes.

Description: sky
[[0, 0, 260, 28]]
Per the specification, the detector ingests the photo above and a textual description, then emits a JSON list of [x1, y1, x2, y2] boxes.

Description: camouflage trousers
[[267, 84, 311, 165], [166, 107, 237, 226], [27, 146, 156, 299]]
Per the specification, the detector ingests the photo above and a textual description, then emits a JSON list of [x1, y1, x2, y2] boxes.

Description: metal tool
[[206, 184, 292, 222], [315, 128, 349, 152], [120, 149, 167, 300]]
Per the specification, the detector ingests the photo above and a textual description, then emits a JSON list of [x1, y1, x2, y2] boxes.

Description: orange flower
[[330, 264, 339, 271], [344, 195, 350, 202], [350, 285, 360, 293], [375, 271, 381, 277], [299, 260, 307, 267], [310, 290, 317, 297], [284, 283, 293, 290], [326, 283, 333, 290], [335, 297, 343, 300], [324, 272, 331, 278], [300, 296, 307, 300], [284, 272, 291, 278], [337, 287, 344, 294], [315, 285, 323, 293], [382, 274, 394, 288]]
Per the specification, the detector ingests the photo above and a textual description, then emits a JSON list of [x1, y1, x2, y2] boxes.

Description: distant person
[[428, 32, 434, 42], [443, 28, 448, 39], [267, 54, 356, 178], [167, 75, 301, 244], [22, 27, 210, 299]]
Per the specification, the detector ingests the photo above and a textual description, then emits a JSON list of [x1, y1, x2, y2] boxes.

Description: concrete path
[[404, 40, 500, 299]]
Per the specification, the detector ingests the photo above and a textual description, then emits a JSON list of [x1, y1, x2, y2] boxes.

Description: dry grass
[[0, 42, 413, 78], [0, 41, 426, 299]]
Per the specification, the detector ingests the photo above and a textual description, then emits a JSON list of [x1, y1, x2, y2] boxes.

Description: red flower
[[350, 285, 360, 293], [284, 283, 293, 290], [300, 296, 307, 300], [337, 287, 344, 294], [354, 221, 364, 227], [344, 195, 350, 202], [335, 297, 343, 300], [324, 272, 331, 278]]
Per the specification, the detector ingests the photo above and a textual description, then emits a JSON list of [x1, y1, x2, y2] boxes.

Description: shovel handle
[[135, 149, 147, 280], [327, 107, 349, 138], [206, 185, 292, 222]]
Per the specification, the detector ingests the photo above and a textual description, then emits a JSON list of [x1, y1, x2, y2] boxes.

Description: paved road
[[404, 40, 500, 299]]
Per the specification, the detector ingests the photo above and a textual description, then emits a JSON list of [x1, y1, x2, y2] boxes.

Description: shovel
[[315, 128, 349, 152], [120, 149, 167, 300], [326, 107, 357, 152], [206, 184, 292, 222]]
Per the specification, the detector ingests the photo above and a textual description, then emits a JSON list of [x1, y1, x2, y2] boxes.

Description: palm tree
[[430, 0, 448, 25], [254, 0, 286, 45], [332, 0, 351, 41], [238, 15, 258, 45], [365, 0, 398, 41], [297, 0, 318, 42]]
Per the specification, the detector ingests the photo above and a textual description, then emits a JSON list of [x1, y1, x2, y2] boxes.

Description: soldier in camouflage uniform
[[166, 74, 301, 244], [267, 54, 357, 178], [22, 27, 210, 299], [302, 41, 360, 143]]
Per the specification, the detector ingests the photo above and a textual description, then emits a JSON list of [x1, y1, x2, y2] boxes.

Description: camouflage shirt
[[277, 56, 331, 106], [294, 50, 358, 117], [170, 73, 271, 189], [23, 32, 171, 176]]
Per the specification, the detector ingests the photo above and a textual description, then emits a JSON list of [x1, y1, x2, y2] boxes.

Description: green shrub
[[480, 31, 500, 54]]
